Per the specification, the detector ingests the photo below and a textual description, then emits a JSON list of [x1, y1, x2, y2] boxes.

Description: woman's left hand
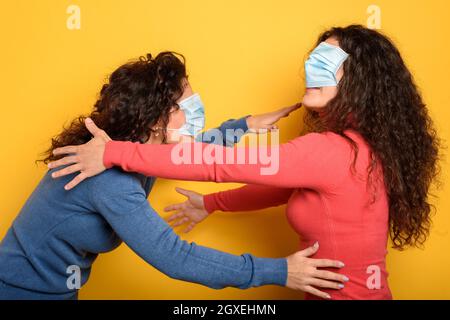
[[245, 103, 301, 132], [47, 118, 111, 190]]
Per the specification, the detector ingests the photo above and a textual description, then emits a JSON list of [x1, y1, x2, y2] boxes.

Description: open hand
[[47, 118, 111, 190], [246, 103, 301, 132], [285, 242, 349, 299], [165, 187, 208, 233]]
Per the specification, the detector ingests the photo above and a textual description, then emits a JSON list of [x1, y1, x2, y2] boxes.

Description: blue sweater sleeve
[[195, 116, 250, 147], [88, 172, 287, 289]]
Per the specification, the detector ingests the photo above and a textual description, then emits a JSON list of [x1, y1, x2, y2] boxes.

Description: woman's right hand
[[165, 187, 209, 233], [246, 103, 301, 132], [48, 118, 111, 190], [285, 242, 349, 299]]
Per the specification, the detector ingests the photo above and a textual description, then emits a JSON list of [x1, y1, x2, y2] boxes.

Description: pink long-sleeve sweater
[[103, 128, 392, 300]]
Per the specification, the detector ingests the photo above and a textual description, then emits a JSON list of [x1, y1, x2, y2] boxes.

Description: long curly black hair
[[39, 51, 187, 164], [303, 25, 444, 250]]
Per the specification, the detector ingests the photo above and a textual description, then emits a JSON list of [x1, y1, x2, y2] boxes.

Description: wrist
[[251, 256, 288, 287], [103, 140, 116, 169], [203, 194, 217, 214], [245, 115, 254, 130]]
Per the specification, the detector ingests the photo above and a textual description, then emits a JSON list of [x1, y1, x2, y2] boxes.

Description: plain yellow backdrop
[[0, 0, 449, 299]]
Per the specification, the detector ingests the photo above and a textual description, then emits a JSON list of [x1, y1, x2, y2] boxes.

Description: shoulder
[[87, 168, 147, 198], [287, 130, 367, 175], [82, 169, 153, 215], [298, 129, 373, 173]]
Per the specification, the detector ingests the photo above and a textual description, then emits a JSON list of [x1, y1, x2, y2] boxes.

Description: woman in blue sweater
[[0, 52, 347, 299]]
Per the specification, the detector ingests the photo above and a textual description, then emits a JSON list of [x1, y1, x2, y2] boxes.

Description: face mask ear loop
[[333, 50, 349, 84], [333, 59, 345, 83]]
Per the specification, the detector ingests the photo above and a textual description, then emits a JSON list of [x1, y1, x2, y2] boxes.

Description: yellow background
[[0, 0, 449, 299]]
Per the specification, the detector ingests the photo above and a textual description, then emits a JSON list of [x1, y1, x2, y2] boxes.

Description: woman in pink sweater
[[48, 25, 441, 299]]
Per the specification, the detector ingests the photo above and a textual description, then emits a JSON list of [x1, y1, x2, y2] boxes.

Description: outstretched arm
[[196, 117, 249, 147], [196, 103, 301, 147], [101, 132, 347, 192], [204, 184, 294, 213], [88, 176, 286, 290], [48, 114, 349, 193], [88, 174, 347, 297], [164, 185, 293, 233]]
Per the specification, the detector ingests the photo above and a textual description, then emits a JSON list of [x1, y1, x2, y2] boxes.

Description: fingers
[[311, 259, 345, 269], [175, 187, 194, 198], [303, 285, 331, 300], [258, 126, 278, 132], [52, 145, 79, 156], [248, 128, 271, 134], [277, 103, 302, 118], [167, 212, 185, 222], [183, 222, 196, 233], [298, 241, 319, 257], [47, 156, 79, 169], [85, 118, 102, 137], [164, 203, 184, 212], [308, 278, 345, 290], [314, 270, 349, 283], [85, 118, 112, 141], [168, 213, 196, 232], [165, 204, 183, 212], [171, 217, 189, 227], [51, 164, 82, 178], [64, 172, 88, 190]]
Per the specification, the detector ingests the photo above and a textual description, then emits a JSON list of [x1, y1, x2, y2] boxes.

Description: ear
[[151, 125, 162, 135]]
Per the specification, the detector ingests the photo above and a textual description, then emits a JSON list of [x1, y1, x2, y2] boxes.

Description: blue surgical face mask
[[168, 93, 205, 137], [305, 42, 349, 88]]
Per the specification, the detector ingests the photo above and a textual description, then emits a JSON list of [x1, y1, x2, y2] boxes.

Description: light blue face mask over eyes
[[305, 41, 349, 88], [170, 93, 205, 137]]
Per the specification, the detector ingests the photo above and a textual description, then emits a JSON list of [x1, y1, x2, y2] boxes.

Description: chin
[[302, 98, 326, 112]]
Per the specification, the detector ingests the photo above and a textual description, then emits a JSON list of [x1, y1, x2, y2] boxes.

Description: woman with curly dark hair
[[47, 25, 442, 300], [0, 51, 349, 299]]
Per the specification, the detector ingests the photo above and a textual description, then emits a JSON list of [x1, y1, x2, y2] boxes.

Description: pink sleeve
[[203, 184, 294, 214], [104, 132, 350, 193]]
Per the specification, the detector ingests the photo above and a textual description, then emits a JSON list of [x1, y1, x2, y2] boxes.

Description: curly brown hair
[[303, 25, 444, 250], [38, 51, 187, 164]]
